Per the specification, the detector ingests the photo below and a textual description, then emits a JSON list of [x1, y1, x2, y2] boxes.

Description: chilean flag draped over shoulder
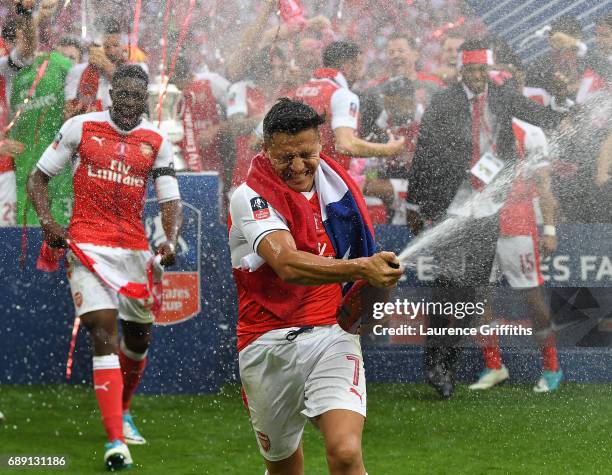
[[232, 152, 376, 320]]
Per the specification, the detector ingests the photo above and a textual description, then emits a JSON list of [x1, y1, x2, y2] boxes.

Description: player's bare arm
[[535, 167, 558, 257], [334, 126, 405, 158], [225, 0, 276, 82], [26, 169, 68, 248], [225, 114, 263, 138], [13, 1, 37, 60], [596, 129, 612, 186], [257, 229, 403, 288], [157, 200, 183, 266]]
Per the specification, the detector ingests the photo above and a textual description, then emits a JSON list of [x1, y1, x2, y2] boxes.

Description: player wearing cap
[[27, 65, 182, 471]]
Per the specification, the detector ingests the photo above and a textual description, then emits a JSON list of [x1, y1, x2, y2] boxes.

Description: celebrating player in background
[[294, 40, 405, 171], [470, 51, 562, 392], [27, 65, 182, 471], [363, 77, 423, 225], [229, 98, 403, 475], [406, 39, 567, 399], [1, 0, 73, 226], [64, 19, 147, 119]]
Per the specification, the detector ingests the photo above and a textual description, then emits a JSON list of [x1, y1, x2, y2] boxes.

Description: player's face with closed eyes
[[265, 128, 321, 193]]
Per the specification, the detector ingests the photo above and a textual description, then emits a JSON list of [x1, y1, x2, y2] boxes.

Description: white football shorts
[[0, 171, 16, 227], [239, 324, 366, 461], [66, 243, 157, 323], [490, 235, 543, 289]]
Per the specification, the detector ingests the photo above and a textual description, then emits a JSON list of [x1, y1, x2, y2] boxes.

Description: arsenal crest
[[140, 142, 154, 158]]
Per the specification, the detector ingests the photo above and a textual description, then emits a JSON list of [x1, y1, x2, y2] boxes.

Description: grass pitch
[[1, 383, 611, 474]]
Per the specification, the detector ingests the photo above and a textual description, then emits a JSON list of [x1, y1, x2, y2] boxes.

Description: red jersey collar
[[313, 68, 349, 89]]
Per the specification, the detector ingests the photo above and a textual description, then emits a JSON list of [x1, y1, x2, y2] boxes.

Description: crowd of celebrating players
[[1, 0, 611, 472]]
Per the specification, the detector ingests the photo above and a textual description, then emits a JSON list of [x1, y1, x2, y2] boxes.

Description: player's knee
[[122, 324, 152, 354], [325, 435, 362, 470], [122, 334, 151, 355]]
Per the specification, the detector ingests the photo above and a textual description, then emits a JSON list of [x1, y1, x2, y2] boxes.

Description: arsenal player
[[230, 98, 402, 475], [27, 65, 182, 471], [172, 55, 230, 173], [363, 77, 423, 225], [294, 41, 405, 171]]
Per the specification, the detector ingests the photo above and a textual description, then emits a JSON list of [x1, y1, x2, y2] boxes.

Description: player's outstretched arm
[[257, 230, 403, 288], [334, 127, 405, 158], [27, 169, 68, 248]]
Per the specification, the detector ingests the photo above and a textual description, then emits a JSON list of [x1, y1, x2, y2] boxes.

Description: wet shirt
[[294, 69, 359, 170], [229, 183, 341, 351], [36, 110, 178, 249], [8, 52, 72, 224]]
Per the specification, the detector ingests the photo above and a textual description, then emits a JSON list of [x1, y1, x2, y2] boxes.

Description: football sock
[[93, 354, 124, 442], [539, 332, 559, 372], [479, 334, 502, 370], [119, 340, 148, 412]]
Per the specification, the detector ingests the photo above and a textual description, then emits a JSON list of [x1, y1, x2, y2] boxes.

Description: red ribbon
[[131, 0, 143, 51], [4, 59, 49, 134], [157, 0, 197, 124], [65, 316, 81, 380]]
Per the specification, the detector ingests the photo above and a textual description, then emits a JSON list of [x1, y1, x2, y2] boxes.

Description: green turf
[[1, 383, 611, 474]]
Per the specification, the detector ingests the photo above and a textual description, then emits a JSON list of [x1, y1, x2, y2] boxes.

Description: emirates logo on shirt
[[87, 159, 145, 188]]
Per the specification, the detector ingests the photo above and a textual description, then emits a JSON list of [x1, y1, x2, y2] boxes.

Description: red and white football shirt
[[179, 72, 230, 173], [36, 110, 179, 250], [229, 183, 341, 350], [294, 68, 360, 170], [226, 80, 266, 187], [499, 118, 550, 237]]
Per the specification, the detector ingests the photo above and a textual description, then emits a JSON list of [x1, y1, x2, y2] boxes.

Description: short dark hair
[[387, 33, 417, 50], [322, 41, 361, 69], [263, 98, 325, 143], [104, 18, 122, 36], [381, 76, 415, 97], [459, 38, 491, 53], [112, 64, 148, 88], [58, 37, 84, 57], [550, 15, 582, 38], [2, 14, 31, 41], [1, 18, 17, 42], [247, 45, 286, 82]]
